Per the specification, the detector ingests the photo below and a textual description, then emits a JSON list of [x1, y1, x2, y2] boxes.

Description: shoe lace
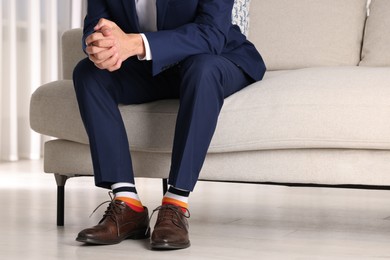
[[146, 204, 190, 235], [89, 191, 124, 237]]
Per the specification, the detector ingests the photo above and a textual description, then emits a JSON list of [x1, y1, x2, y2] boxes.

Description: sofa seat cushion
[[30, 66, 390, 153]]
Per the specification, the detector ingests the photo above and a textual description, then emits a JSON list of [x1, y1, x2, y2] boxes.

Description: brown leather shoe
[[150, 204, 191, 250], [76, 199, 150, 245]]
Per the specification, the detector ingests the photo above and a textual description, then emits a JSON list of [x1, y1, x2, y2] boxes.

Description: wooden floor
[[1, 160, 390, 259]]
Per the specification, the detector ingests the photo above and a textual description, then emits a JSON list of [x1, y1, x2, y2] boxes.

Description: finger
[[94, 18, 114, 31], [94, 62, 105, 70], [99, 25, 113, 37], [107, 58, 123, 72], [89, 52, 112, 65], [88, 50, 110, 64], [85, 45, 108, 55], [96, 52, 119, 70], [89, 38, 116, 48], [88, 53, 100, 64], [85, 31, 105, 46], [93, 46, 116, 62]]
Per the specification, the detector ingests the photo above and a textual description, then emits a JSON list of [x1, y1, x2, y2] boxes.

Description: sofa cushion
[[249, 0, 368, 71], [30, 67, 390, 153], [360, 0, 390, 67]]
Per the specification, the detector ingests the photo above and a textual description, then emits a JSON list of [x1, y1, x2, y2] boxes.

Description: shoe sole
[[150, 241, 191, 250], [76, 228, 150, 245]]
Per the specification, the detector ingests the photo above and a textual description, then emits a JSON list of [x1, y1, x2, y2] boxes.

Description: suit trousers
[[73, 54, 253, 191]]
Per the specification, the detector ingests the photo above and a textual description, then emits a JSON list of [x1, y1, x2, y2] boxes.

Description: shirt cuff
[[138, 33, 153, 61]]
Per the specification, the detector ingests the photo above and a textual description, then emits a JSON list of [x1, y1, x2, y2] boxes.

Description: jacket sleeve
[[81, 0, 111, 54], [144, 0, 235, 76]]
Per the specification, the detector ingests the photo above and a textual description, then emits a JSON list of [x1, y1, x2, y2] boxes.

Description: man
[[73, 0, 266, 250]]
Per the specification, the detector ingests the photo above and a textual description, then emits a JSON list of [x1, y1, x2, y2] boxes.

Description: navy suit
[[73, 0, 266, 191]]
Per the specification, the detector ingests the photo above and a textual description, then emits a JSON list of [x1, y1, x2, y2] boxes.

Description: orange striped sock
[[111, 183, 144, 212], [115, 197, 144, 212], [162, 186, 190, 212]]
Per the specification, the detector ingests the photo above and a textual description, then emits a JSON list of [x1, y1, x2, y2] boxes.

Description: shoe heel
[[128, 227, 150, 240]]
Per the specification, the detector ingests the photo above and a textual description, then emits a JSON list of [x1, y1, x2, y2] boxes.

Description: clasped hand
[[85, 18, 145, 72]]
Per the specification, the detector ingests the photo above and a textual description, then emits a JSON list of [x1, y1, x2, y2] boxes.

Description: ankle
[[162, 186, 190, 212], [111, 182, 144, 212]]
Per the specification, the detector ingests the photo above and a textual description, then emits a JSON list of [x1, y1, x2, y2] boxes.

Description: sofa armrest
[[61, 28, 85, 80], [30, 80, 88, 143]]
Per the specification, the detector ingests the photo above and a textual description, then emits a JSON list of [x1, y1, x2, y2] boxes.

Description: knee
[[72, 58, 111, 97], [73, 58, 95, 84], [179, 54, 224, 95], [180, 54, 220, 78]]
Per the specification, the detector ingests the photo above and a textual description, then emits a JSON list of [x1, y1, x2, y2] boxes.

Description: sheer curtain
[[0, 0, 86, 161]]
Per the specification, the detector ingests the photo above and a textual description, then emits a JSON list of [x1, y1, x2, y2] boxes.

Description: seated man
[[73, 0, 266, 250]]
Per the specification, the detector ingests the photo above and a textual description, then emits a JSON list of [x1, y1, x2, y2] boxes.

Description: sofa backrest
[[249, 0, 368, 71], [61, 0, 253, 80], [62, 0, 376, 79], [360, 0, 390, 67], [61, 28, 85, 80]]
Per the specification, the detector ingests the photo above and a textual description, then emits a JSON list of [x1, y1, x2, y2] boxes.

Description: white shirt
[[135, 0, 157, 60], [135, 0, 157, 32]]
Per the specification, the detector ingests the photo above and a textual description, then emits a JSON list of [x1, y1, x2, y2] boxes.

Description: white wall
[[0, 0, 86, 161]]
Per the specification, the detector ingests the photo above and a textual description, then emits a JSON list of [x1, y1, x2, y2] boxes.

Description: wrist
[[136, 34, 146, 58], [123, 34, 146, 59]]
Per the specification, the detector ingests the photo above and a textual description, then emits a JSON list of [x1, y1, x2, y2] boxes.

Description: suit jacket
[[83, 0, 266, 81]]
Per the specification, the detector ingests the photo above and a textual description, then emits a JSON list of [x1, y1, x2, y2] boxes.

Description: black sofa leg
[[162, 178, 168, 195], [55, 174, 68, 226]]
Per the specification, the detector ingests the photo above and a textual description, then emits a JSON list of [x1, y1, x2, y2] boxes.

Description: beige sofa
[[30, 0, 390, 226]]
